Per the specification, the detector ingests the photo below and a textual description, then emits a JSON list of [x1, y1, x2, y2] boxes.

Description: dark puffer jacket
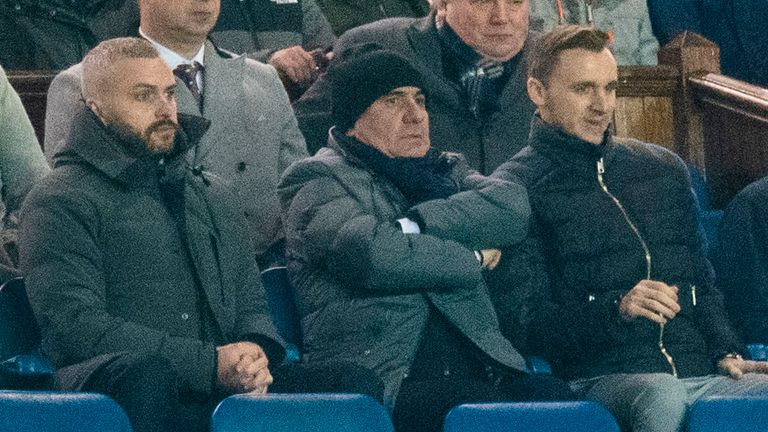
[[279, 137, 531, 407], [713, 176, 768, 344], [493, 117, 743, 380]]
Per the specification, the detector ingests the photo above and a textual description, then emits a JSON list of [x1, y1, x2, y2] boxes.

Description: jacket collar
[[53, 109, 210, 186], [407, 13, 445, 77], [327, 126, 368, 170], [528, 114, 615, 176]]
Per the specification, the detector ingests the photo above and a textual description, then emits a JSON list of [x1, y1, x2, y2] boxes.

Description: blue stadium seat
[[747, 344, 768, 361], [687, 163, 724, 255], [211, 393, 394, 432], [443, 401, 620, 432], [525, 355, 553, 375], [688, 397, 768, 432], [0, 390, 132, 432], [260, 266, 302, 363], [0, 278, 53, 389]]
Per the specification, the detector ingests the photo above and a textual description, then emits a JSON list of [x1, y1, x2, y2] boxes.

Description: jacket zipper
[[596, 158, 678, 377]]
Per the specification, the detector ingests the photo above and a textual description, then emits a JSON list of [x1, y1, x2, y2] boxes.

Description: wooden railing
[[692, 74, 768, 208], [614, 31, 768, 208]]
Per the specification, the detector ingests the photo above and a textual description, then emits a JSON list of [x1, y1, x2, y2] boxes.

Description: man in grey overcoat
[[21, 38, 380, 432], [43, 0, 308, 268], [279, 48, 572, 432], [294, 0, 538, 173]]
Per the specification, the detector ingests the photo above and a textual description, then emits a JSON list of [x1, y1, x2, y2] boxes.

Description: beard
[[107, 118, 179, 156]]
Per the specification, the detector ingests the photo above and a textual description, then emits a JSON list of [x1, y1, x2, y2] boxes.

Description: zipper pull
[[596, 158, 608, 192], [691, 284, 697, 306]]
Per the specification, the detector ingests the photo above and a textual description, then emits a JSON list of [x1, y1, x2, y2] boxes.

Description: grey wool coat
[[43, 41, 308, 260], [294, 14, 538, 174], [20, 111, 283, 395], [278, 139, 532, 407]]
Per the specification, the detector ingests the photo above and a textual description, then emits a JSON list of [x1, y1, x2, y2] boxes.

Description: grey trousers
[[571, 372, 768, 432]]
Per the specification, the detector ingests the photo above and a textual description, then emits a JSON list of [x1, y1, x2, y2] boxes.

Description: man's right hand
[[479, 248, 502, 270], [269, 46, 318, 85], [216, 342, 272, 393], [619, 280, 680, 324]]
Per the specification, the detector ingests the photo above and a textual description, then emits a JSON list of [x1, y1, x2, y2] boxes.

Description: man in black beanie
[[278, 49, 573, 432]]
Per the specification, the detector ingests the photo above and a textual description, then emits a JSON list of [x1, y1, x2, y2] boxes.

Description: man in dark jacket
[[294, 0, 538, 173], [315, 0, 430, 35], [279, 48, 572, 432], [493, 25, 768, 432], [20, 38, 380, 432], [713, 177, 768, 344], [0, 0, 138, 70], [210, 0, 337, 100], [43, 0, 310, 270]]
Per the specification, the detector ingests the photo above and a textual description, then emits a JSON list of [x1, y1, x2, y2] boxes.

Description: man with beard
[[43, 0, 307, 270], [20, 38, 381, 432]]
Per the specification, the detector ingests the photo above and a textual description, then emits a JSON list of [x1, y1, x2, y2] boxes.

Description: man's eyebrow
[[129, 83, 158, 91], [387, 89, 422, 97]]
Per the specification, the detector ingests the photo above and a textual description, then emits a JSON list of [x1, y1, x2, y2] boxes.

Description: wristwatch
[[722, 353, 744, 361]]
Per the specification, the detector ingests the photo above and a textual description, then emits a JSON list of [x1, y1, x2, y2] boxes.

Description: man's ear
[[86, 99, 108, 124], [527, 77, 546, 107]]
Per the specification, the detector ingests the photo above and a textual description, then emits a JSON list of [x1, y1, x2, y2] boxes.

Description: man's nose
[[590, 89, 612, 112], [490, 0, 514, 24], [156, 94, 177, 119], [402, 99, 426, 123]]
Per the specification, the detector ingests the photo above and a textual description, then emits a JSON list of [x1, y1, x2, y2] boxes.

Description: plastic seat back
[[0, 390, 132, 432], [688, 397, 768, 432], [444, 401, 620, 432], [211, 393, 394, 432]]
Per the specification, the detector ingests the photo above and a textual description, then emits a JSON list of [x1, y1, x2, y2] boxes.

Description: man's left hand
[[718, 355, 768, 379]]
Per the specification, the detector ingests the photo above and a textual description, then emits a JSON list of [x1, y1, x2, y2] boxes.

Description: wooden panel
[[692, 74, 768, 208], [615, 64, 677, 152], [614, 96, 674, 151]]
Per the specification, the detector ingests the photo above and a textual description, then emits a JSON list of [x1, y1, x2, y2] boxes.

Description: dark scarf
[[332, 128, 459, 206], [437, 22, 517, 118]]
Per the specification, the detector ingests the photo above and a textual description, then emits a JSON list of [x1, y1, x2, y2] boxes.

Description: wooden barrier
[[692, 74, 768, 208]]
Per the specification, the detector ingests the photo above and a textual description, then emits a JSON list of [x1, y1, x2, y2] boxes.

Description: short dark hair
[[528, 25, 611, 85]]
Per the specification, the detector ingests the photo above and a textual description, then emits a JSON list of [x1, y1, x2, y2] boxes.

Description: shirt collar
[[139, 28, 205, 70]]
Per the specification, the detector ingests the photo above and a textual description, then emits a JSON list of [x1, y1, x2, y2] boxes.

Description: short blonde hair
[[81, 37, 159, 102]]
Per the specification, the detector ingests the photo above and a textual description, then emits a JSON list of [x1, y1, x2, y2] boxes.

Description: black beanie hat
[[330, 48, 424, 132]]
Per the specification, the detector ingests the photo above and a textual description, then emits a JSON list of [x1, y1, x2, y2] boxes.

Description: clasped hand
[[217, 342, 273, 394], [619, 279, 680, 324]]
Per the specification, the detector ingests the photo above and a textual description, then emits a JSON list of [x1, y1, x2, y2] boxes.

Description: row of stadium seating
[[1, 390, 767, 432]]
